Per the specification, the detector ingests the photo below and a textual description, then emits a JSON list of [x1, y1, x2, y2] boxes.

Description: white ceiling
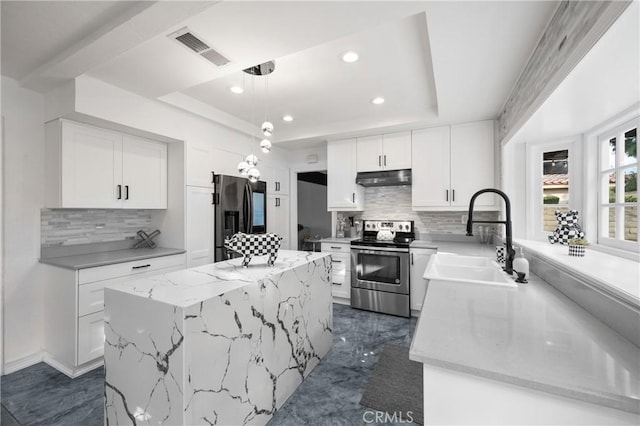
[[1, 1, 559, 149]]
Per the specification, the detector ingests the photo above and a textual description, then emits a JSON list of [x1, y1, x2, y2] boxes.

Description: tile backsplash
[[41, 209, 152, 247], [338, 186, 500, 234]]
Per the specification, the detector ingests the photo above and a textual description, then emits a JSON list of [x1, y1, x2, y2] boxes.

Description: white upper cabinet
[[449, 121, 495, 208], [356, 131, 412, 172], [263, 165, 290, 195], [412, 120, 496, 211], [186, 144, 245, 187], [46, 120, 168, 209], [121, 135, 167, 209], [267, 194, 290, 250], [327, 139, 364, 211], [57, 121, 123, 209]]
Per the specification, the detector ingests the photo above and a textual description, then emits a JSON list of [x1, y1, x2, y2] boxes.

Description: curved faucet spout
[[466, 188, 515, 275]]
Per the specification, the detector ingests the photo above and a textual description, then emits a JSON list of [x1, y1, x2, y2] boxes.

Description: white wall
[[297, 180, 331, 248], [1, 76, 45, 370]]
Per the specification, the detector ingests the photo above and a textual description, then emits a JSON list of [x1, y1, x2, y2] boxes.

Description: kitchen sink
[[434, 253, 498, 268], [423, 253, 517, 287]]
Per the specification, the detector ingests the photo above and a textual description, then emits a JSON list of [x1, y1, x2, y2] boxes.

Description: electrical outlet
[[461, 214, 468, 224]]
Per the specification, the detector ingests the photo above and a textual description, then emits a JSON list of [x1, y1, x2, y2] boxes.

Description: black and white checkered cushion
[[225, 233, 283, 266], [548, 210, 585, 245]]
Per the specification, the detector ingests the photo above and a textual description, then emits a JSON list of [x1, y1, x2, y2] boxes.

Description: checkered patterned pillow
[[225, 233, 283, 267], [548, 210, 585, 245]]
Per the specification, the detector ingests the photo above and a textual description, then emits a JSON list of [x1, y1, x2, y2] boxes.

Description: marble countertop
[[106, 250, 330, 308], [39, 247, 186, 269], [410, 252, 640, 414]]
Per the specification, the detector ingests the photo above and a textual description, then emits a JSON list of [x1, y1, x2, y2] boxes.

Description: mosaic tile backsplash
[[338, 186, 500, 234], [41, 209, 152, 247]]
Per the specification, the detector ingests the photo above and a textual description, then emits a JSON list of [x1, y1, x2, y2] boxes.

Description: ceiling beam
[[20, 1, 218, 93]]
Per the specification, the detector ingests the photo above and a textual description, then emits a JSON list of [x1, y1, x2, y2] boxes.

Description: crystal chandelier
[[237, 60, 275, 182]]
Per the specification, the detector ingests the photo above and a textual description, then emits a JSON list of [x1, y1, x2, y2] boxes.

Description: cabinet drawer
[[78, 263, 186, 316], [330, 252, 350, 285], [78, 311, 104, 365], [321, 243, 351, 253], [78, 253, 185, 285]]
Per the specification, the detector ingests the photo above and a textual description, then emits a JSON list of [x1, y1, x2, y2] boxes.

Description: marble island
[[410, 252, 640, 425], [103, 250, 333, 425]]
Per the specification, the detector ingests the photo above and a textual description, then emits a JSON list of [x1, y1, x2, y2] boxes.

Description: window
[[542, 150, 570, 232], [598, 118, 638, 251], [526, 139, 580, 240]]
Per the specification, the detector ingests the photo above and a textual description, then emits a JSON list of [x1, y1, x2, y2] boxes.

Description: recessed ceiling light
[[371, 97, 385, 105], [229, 86, 244, 94], [282, 115, 293, 122], [342, 51, 359, 63]]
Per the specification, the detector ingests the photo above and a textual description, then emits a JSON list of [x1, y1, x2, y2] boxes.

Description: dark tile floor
[[1, 303, 417, 425]]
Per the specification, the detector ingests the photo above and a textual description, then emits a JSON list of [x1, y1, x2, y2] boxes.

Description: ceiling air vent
[[168, 27, 230, 67]]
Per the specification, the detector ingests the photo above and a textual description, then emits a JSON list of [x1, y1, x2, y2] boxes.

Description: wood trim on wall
[[498, 0, 632, 145]]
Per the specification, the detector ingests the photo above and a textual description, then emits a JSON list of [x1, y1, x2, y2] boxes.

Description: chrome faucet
[[466, 188, 515, 275]]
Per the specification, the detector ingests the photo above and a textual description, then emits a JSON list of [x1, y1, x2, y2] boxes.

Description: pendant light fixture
[[237, 60, 275, 181]]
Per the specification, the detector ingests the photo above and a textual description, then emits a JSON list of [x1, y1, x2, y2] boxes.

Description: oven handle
[[351, 246, 409, 253]]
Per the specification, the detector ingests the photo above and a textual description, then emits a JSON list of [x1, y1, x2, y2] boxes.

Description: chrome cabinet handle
[[211, 171, 215, 183], [411, 253, 414, 265], [352, 193, 355, 203], [124, 185, 129, 200], [331, 260, 342, 263], [445, 190, 449, 202], [452, 189, 455, 202], [331, 246, 342, 250], [379, 155, 381, 166], [117, 185, 122, 200], [384, 155, 387, 166]]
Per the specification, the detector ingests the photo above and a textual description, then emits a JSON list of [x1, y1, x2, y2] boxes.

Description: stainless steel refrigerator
[[213, 174, 267, 262]]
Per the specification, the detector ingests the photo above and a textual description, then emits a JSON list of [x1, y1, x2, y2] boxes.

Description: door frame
[[289, 161, 329, 250]]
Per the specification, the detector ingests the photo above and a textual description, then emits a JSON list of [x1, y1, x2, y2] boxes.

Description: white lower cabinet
[[410, 248, 436, 312], [321, 242, 351, 300], [43, 253, 186, 377]]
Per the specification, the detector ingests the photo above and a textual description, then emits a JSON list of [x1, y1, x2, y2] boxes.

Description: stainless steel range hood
[[355, 169, 412, 187]]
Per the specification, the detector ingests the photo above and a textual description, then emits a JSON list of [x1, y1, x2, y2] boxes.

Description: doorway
[[296, 171, 331, 251]]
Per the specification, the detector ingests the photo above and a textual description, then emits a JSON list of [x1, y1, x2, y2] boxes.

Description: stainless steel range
[[350, 220, 414, 317]]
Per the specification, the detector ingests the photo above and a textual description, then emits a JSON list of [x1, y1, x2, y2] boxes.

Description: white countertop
[[319, 237, 357, 244], [39, 247, 185, 269], [515, 239, 639, 305], [410, 252, 640, 414], [106, 250, 330, 308]]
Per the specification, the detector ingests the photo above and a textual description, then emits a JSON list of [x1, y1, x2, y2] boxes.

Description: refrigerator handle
[[247, 184, 254, 233], [242, 183, 249, 232]]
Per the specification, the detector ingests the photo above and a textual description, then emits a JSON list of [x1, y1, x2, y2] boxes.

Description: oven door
[[351, 247, 410, 294]]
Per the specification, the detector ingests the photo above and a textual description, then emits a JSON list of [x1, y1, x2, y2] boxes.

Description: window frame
[[596, 117, 639, 252]]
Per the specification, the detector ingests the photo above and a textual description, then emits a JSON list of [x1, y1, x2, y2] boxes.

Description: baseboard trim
[[2, 351, 44, 375], [43, 353, 103, 378]]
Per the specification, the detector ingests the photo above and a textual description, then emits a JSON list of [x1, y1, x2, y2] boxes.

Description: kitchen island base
[[104, 251, 332, 425]]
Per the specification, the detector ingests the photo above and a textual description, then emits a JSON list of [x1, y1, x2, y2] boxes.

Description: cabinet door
[[263, 165, 289, 195], [410, 249, 434, 311], [329, 252, 351, 299], [356, 135, 383, 172], [267, 195, 290, 250], [212, 148, 245, 177], [411, 126, 451, 209], [186, 186, 215, 267], [60, 121, 123, 208], [122, 136, 167, 209], [327, 139, 364, 210], [77, 311, 104, 365], [450, 121, 495, 208], [186, 143, 215, 187], [382, 132, 412, 170]]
